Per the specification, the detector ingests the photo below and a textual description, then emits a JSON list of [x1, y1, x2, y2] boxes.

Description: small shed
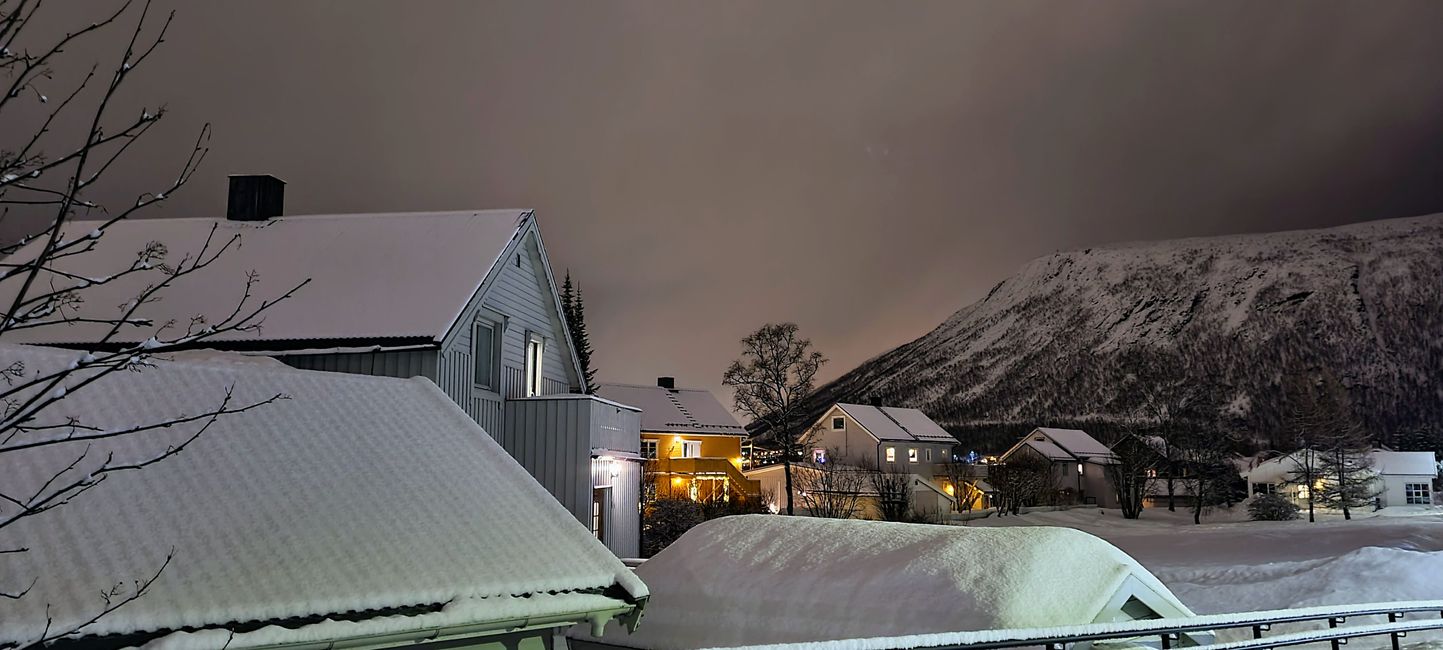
[[570, 515, 1200, 650]]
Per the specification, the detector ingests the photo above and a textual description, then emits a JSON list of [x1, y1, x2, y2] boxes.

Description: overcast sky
[[13, 1, 1443, 403]]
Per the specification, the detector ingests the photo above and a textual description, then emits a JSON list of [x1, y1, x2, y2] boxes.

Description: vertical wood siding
[[592, 457, 641, 558], [501, 398, 591, 526], [280, 350, 437, 380]]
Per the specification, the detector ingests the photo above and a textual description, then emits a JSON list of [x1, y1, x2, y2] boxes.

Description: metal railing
[[696, 601, 1443, 650]]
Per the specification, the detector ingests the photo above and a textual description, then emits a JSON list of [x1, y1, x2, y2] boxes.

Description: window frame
[[524, 332, 546, 397], [680, 440, 702, 459], [885, 447, 896, 463], [831, 417, 845, 431], [908, 448, 919, 464], [812, 448, 827, 464], [1406, 482, 1432, 505], [472, 319, 500, 391], [641, 439, 658, 460]]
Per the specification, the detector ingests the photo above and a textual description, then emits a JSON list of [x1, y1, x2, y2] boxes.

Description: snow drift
[[575, 515, 1194, 649]]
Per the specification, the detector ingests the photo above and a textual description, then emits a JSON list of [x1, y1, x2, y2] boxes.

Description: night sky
[[13, 1, 1443, 401]]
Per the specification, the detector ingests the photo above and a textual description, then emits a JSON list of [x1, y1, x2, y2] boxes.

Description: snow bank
[[0, 343, 644, 648], [575, 515, 1192, 649]]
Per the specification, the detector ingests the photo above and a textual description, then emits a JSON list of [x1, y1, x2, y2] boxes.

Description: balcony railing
[[650, 456, 760, 496]]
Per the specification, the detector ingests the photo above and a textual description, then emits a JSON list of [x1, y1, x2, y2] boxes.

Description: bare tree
[[0, 3, 303, 646], [723, 322, 826, 516], [793, 457, 864, 519], [1106, 432, 1156, 520], [1282, 369, 1377, 520], [867, 460, 913, 522], [990, 452, 1052, 516], [940, 453, 978, 521]]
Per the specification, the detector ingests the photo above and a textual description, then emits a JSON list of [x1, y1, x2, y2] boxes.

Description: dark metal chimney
[[657, 377, 676, 390], [227, 174, 285, 221]]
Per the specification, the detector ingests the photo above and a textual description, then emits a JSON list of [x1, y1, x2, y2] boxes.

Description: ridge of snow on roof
[[572, 516, 1191, 649], [596, 383, 746, 436], [835, 403, 954, 443], [0, 343, 645, 648], [1035, 427, 1115, 459], [0, 210, 529, 345]]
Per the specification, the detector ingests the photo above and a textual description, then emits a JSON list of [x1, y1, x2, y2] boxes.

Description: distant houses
[[598, 378, 761, 503], [2, 175, 643, 556], [0, 343, 646, 650]]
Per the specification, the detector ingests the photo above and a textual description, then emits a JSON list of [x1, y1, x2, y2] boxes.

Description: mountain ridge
[[793, 214, 1443, 453]]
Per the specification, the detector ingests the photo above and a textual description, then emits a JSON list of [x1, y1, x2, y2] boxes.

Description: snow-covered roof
[[573, 516, 1192, 649], [0, 211, 530, 345], [834, 403, 956, 443], [1372, 451, 1438, 477], [0, 343, 645, 649], [1245, 450, 1439, 483], [596, 383, 747, 436], [1002, 427, 1117, 464]]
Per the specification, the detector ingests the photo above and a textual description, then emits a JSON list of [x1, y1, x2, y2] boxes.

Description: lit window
[[813, 448, 828, 463], [908, 448, 918, 463], [832, 417, 845, 430], [1077, 463, 1084, 475], [641, 440, 658, 460], [680, 440, 702, 458], [1406, 483, 1432, 505], [885, 447, 896, 463], [525, 334, 545, 396], [473, 322, 496, 389]]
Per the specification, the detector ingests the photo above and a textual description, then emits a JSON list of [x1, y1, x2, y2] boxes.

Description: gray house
[[2, 175, 642, 556]]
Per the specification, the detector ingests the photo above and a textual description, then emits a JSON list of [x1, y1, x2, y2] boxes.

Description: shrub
[[641, 498, 705, 557], [1248, 492, 1301, 521]]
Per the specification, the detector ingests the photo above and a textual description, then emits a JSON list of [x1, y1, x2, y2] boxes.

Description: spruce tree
[[572, 284, 597, 391]]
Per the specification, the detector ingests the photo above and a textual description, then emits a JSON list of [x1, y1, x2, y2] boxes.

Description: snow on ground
[[974, 506, 1443, 648]]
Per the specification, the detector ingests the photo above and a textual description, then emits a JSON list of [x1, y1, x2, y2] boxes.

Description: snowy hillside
[[798, 214, 1443, 452]]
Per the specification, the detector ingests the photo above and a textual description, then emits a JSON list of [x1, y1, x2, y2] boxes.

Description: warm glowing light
[[944, 484, 955, 496]]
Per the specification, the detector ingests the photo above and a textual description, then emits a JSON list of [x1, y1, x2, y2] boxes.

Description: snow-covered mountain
[[799, 215, 1443, 453]]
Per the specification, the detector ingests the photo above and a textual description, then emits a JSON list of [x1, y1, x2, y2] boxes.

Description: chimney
[[657, 377, 676, 390], [227, 174, 285, 221]]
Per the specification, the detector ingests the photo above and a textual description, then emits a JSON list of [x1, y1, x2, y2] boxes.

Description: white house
[[1241, 449, 1438, 508], [0, 343, 647, 650], [997, 427, 1120, 508], [0, 175, 643, 556], [571, 516, 1205, 650]]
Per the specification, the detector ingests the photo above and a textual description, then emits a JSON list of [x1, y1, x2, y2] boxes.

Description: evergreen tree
[[572, 284, 597, 391]]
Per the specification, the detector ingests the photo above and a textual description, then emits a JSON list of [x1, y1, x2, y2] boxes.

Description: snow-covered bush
[[642, 498, 705, 557], [1248, 492, 1301, 521]]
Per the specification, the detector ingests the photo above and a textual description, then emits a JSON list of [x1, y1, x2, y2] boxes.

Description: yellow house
[[598, 378, 761, 503]]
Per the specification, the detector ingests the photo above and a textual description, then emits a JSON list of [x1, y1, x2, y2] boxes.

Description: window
[[812, 448, 827, 464], [592, 487, 608, 540], [680, 440, 702, 458], [885, 447, 896, 463], [1406, 483, 1432, 505], [1252, 483, 1276, 496], [472, 321, 497, 389], [831, 417, 845, 430], [524, 334, 545, 397], [908, 448, 918, 463], [641, 440, 658, 460], [926, 448, 933, 462]]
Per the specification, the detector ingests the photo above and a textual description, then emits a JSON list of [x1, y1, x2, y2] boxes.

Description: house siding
[[592, 457, 642, 558], [279, 349, 437, 380]]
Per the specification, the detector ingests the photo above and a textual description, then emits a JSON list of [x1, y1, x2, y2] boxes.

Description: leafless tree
[[866, 460, 913, 522], [723, 322, 826, 515], [0, 3, 303, 646], [1282, 369, 1377, 521], [793, 457, 864, 519], [990, 452, 1053, 516], [1105, 431, 1156, 520], [940, 454, 978, 521]]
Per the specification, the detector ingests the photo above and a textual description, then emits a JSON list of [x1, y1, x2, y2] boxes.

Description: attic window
[[831, 417, 845, 430], [1034, 436, 1045, 442]]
